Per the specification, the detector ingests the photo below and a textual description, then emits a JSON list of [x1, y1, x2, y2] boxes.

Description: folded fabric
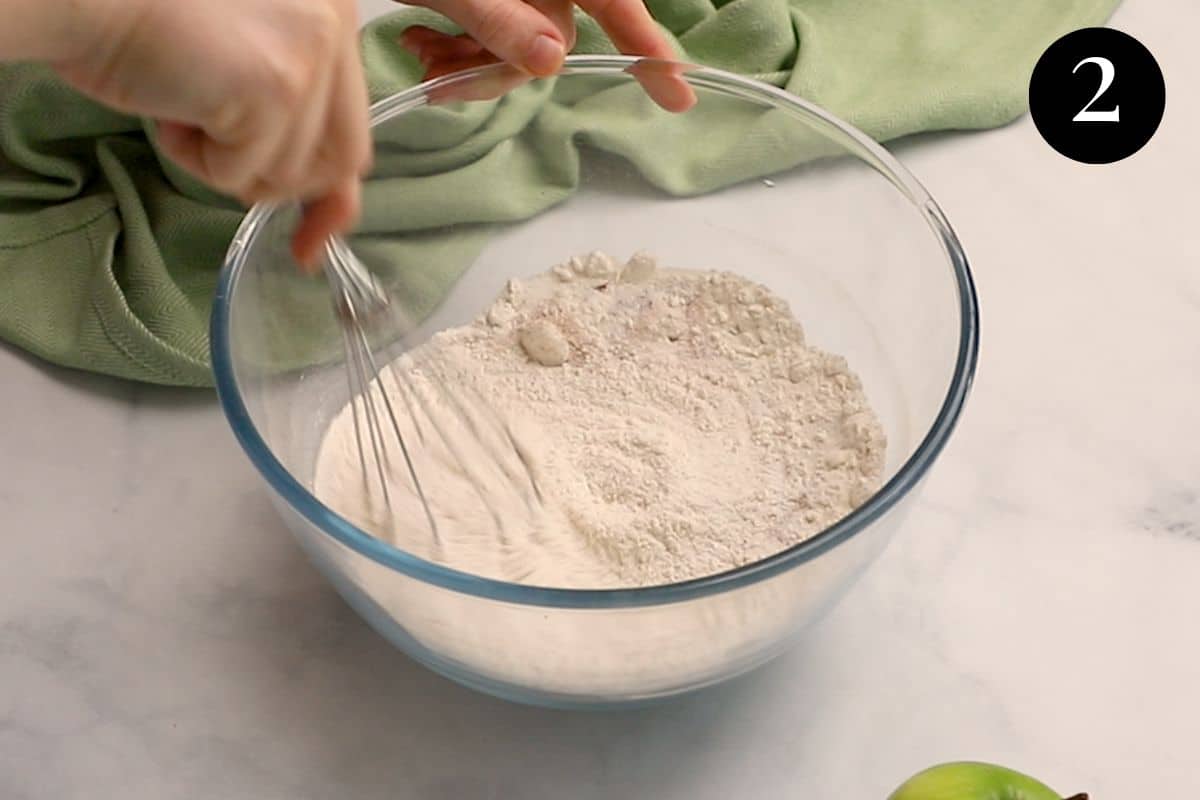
[[0, 0, 1117, 387]]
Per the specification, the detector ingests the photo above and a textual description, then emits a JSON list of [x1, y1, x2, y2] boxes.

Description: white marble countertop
[[3, 3, 1197, 797]]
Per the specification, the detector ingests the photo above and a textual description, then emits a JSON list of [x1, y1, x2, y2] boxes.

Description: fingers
[[627, 58, 697, 112], [249, 12, 369, 206], [574, 0, 671, 59], [425, 52, 501, 81], [419, 0, 567, 76], [401, 26, 487, 71], [224, 67, 332, 199], [328, 32, 374, 182], [65, 0, 374, 275], [291, 179, 362, 269], [431, 72, 534, 102], [402, 0, 573, 79], [285, 41, 372, 267], [158, 7, 370, 211], [399, 25, 453, 47], [260, 46, 339, 200], [398, 30, 535, 101], [571, 0, 694, 111], [399, 28, 501, 81], [155, 121, 207, 177], [524, 0, 577, 50], [157, 118, 278, 200], [157, 121, 285, 196], [400, 0, 692, 112], [187, 8, 349, 199]]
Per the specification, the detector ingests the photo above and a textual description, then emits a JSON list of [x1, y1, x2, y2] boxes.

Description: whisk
[[322, 236, 544, 542]]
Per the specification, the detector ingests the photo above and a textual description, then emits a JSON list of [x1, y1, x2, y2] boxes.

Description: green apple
[[888, 761, 1087, 800]]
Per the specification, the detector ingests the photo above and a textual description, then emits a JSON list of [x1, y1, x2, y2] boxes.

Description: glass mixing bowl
[[211, 57, 978, 708]]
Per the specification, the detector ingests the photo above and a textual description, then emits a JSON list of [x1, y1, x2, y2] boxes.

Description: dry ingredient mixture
[[313, 251, 886, 590]]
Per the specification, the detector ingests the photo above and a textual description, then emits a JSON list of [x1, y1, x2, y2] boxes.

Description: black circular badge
[[1029, 27, 1165, 164]]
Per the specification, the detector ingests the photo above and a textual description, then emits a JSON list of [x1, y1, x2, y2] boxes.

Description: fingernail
[[524, 35, 564, 75]]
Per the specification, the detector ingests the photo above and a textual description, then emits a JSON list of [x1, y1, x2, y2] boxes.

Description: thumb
[[417, 0, 566, 75]]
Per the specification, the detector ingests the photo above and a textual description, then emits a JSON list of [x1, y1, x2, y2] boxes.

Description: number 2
[[1072, 56, 1120, 122]]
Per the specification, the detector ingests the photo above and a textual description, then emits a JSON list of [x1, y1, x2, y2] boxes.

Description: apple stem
[[1063, 794, 1088, 800]]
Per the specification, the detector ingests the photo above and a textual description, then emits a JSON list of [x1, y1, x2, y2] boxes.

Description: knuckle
[[272, 162, 306, 193], [259, 51, 309, 104], [297, 174, 339, 203], [279, 147, 332, 192], [207, 100, 249, 143], [299, 3, 343, 56], [296, 153, 340, 192], [209, 165, 255, 199], [473, 1, 521, 48]]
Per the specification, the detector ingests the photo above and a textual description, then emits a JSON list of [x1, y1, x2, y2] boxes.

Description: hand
[[50, 0, 372, 267], [400, 0, 696, 111]]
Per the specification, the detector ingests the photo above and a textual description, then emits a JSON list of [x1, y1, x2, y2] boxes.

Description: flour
[[313, 252, 885, 590]]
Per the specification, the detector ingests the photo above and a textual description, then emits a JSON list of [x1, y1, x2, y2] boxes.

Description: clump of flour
[[313, 252, 886, 589]]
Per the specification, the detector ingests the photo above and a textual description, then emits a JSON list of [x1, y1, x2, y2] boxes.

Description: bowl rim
[[211, 55, 980, 609]]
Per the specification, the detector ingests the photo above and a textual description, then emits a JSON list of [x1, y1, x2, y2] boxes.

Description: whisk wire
[[383, 358, 507, 537], [339, 318, 371, 486], [323, 236, 543, 543], [340, 295, 394, 512], [349, 315, 440, 539], [422, 358, 544, 514]]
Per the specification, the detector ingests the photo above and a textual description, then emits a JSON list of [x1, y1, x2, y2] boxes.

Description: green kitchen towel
[[0, 0, 1117, 387]]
